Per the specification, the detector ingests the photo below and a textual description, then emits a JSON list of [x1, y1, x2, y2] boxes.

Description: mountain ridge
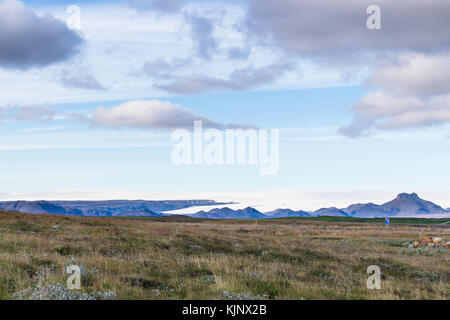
[[189, 193, 450, 219], [0, 193, 448, 219], [0, 200, 227, 217]]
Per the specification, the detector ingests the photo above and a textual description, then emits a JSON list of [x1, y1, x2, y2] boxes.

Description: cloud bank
[[244, 0, 450, 137], [340, 54, 450, 137], [245, 0, 450, 60], [367, 55, 450, 97], [233, 0, 449, 137]]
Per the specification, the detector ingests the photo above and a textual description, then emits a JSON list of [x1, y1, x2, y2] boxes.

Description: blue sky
[[1, 0, 450, 209]]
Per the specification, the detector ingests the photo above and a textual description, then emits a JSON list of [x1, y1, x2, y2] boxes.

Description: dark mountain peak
[[209, 207, 235, 214], [346, 202, 378, 209], [265, 208, 311, 218], [381, 192, 446, 216], [267, 208, 296, 215], [314, 207, 349, 217], [396, 192, 419, 200], [317, 206, 339, 211], [216, 207, 232, 210], [388, 193, 428, 206], [343, 202, 387, 218], [295, 210, 311, 216], [192, 206, 265, 219], [112, 208, 162, 217], [238, 207, 264, 218]]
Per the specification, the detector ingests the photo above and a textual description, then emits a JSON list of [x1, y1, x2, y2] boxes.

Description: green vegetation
[[0, 210, 448, 300], [281, 216, 450, 225]]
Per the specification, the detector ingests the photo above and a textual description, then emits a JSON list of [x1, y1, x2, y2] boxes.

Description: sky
[[1, 0, 450, 210]]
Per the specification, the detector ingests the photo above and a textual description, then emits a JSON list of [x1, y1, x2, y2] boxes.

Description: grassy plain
[[0, 211, 448, 300]]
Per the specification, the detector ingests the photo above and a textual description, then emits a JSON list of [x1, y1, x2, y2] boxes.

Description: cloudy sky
[[1, 0, 450, 209]]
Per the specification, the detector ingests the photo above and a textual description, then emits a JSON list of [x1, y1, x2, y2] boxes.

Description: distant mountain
[[191, 207, 266, 219], [239, 207, 269, 218], [0, 200, 82, 215], [0, 200, 226, 217], [313, 207, 350, 217], [343, 203, 388, 218], [379, 193, 447, 216], [110, 209, 163, 217], [265, 209, 311, 218], [1, 193, 448, 219], [190, 194, 449, 219], [191, 193, 450, 219]]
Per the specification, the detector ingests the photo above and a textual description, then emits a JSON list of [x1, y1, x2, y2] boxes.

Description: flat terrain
[[0, 211, 448, 300]]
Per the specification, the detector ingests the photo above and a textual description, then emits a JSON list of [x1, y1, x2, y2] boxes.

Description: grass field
[[0, 211, 448, 300]]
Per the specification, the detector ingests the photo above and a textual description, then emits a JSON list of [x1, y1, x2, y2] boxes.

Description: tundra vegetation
[[0, 211, 448, 300]]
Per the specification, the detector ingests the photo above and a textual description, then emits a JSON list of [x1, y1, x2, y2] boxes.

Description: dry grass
[[0, 211, 448, 300]]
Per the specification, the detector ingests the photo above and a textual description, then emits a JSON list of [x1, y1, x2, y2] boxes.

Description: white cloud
[[368, 54, 450, 96], [91, 100, 224, 129], [340, 53, 450, 137], [340, 90, 450, 137]]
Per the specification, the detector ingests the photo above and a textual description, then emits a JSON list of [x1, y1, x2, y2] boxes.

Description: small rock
[[432, 237, 442, 244], [422, 236, 432, 244], [427, 243, 434, 247]]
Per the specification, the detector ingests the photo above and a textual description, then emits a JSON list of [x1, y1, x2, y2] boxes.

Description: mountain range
[[188, 193, 450, 219], [0, 200, 225, 217], [0, 193, 448, 219], [192, 207, 267, 219]]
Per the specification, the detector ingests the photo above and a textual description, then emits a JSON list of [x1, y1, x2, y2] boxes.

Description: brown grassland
[[0, 211, 448, 300]]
